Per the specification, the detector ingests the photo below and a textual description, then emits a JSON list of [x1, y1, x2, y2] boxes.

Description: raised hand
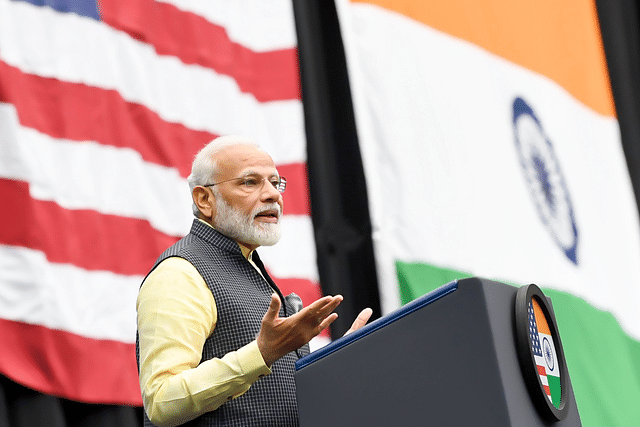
[[257, 294, 343, 366]]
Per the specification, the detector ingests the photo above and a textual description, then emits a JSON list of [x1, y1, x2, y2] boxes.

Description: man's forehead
[[215, 144, 277, 174]]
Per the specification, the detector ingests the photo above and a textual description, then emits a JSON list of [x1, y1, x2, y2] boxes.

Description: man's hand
[[257, 294, 343, 367], [344, 307, 373, 336]]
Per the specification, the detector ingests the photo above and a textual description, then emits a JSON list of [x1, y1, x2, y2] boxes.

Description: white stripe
[[0, 220, 317, 343], [0, 102, 193, 237], [309, 336, 331, 352], [157, 0, 297, 51], [1, 102, 312, 252], [539, 332, 560, 377], [256, 215, 319, 282], [535, 356, 550, 386], [0, 244, 141, 342], [0, 0, 306, 165], [340, 5, 640, 339]]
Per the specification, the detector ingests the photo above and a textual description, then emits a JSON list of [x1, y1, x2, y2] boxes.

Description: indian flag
[[529, 298, 561, 407], [336, 0, 640, 425]]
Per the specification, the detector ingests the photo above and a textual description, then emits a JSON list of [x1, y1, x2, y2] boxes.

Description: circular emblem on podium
[[515, 284, 569, 421]]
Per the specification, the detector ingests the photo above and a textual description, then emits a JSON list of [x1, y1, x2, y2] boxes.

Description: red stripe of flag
[[0, 61, 311, 215], [0, 317, 141, 405], [0, 177, 310, 275], [99, 0, 301, 102], [278, 163, 311, 216], [537, 364, 552, 398], [0, 60, 212, 179], [0, 277, 323, 404], [0, 178, 179, 276]]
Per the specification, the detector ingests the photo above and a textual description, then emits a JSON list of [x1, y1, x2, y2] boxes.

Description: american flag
[[0, 0, 321, 405]]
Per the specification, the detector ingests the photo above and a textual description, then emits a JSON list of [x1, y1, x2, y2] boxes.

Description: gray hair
[[187, 135, 260, 216]]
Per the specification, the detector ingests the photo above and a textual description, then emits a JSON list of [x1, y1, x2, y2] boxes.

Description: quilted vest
[[139, 219, 309, 427]]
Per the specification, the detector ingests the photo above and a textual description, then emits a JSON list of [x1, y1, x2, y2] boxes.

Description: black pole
[[292, 1, 381, 336], [597, 0, 640, 213]]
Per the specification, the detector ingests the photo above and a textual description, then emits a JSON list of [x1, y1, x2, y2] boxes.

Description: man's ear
[[192, 186, 216, 220]]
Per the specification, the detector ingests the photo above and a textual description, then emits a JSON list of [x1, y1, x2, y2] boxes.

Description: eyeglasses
[[203, 175, 287, 194]]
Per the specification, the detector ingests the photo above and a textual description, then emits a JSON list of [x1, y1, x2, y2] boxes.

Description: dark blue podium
[[295, 277, 581, 426]]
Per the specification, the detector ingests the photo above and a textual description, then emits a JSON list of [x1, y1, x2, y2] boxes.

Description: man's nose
[[261, 179, 282, 201]]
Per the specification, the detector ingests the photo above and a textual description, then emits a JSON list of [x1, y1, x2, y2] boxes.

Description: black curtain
[[0, 375, 142, 427], [292, 0, 382, 336], [2, 1, 640, 426], [597, 0, 640, 205]]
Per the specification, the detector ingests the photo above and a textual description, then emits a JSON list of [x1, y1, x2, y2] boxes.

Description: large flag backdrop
[[0, 0, 321, 410], [336, 0, 640, 425]]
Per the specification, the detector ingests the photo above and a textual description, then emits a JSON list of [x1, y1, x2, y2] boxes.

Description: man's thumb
[[264, 293, 281, 321]]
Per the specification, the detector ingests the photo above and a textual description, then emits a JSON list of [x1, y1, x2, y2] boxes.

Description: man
[[137, 135, 372, 426]]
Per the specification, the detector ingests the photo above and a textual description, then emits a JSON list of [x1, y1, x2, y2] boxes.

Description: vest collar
[[189, 218, 244, 256]]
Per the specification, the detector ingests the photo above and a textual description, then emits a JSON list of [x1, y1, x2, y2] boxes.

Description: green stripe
[[547, 374, 561, 408], [396, 261, 473, 304], [395, 260, 640, 426]]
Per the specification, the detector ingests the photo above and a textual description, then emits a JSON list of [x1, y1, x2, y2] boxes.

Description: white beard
[[213, 197, 282, 247]]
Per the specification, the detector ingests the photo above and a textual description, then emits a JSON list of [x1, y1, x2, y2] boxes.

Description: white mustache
[[253, 203, 282, 219]]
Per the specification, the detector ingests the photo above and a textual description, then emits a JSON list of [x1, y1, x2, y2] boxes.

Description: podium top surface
[[295, 279, 459, 371]]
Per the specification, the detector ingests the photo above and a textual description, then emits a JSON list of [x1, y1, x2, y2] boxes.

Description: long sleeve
[[137, 257, 271, 427]]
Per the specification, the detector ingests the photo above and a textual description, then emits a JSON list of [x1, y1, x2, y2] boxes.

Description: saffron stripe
[[532, 297, 552, 335], [351, 0, 615, 117], [0, 317, 141, 405], [99, 0, 301, 102]]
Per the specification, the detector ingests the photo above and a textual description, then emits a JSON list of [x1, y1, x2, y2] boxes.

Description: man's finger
[[263, 293, 281, 322], [317, 312, 339, 332], [355, 307, 373, 325], [345, 307, 373, 335], [313, 295, 343, 315], [298, 295, 342, 322], [305, 295, 341, 311]]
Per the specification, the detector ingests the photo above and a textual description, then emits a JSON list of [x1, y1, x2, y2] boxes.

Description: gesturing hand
[[257, 293, 343, 367]]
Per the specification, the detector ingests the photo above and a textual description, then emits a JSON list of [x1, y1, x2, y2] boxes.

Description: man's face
[[209, 144, 284, 250]]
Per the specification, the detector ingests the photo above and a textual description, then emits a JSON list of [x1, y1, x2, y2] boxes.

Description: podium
[[295, 277, 581, 426]]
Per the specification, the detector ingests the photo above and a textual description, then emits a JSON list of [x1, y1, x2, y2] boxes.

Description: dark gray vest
[[138, 220, 309, 427]]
